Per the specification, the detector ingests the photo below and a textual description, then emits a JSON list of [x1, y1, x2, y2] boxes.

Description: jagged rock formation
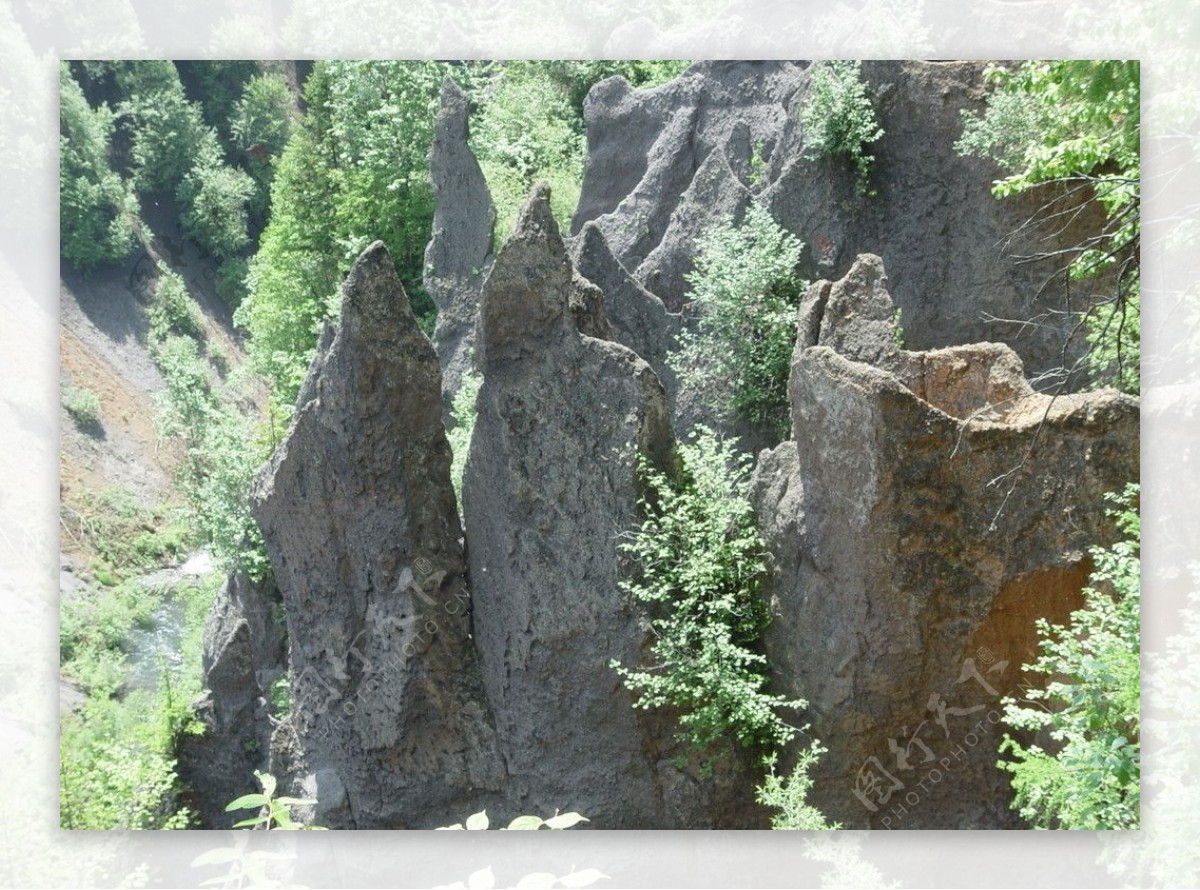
[[178, 572, 285, 829], [464, 185, 762, 827], [424, 78, 496, 411], [251, 243, 503, 828], [751, 256, 1140, 828], [192, 64, 1140, 832], [571, 221, 682, 410], [575, 60, 1102, 382]]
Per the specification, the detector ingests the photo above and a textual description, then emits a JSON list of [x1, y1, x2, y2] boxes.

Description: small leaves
[[504, 815, 546, 830], [541, 812, 587, 830], [799, 60, 884, 194], [465, 810, 490, 830], [612, 427, 806, 753], [225, 793, 269, 812]]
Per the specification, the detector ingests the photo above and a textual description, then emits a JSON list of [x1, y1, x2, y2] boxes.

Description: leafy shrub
[[669, 205, 805, 434], [215, 256, 250, 310], [59, 64, 139, 272], [177, 145, 257, 258], [757, 746, 840, 830], [60, 573, 219, 830], [63, 384, 102, 429], [59, 485, 190, 583], [60, 691, 194, 830], [799, 61, 884, 194], [471, 63, 585, 240], [998, 484, 1140, 829], [153, 335, 272, 580], [611, 427, 804, 752], [223, 771, 324, 830], [448, 370, 482, 508], [148, 268, 206, 346]]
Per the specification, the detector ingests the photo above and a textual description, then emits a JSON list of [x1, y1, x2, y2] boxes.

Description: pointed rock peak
[[437, 76, 471, 131], [478, 183, 575, 369], [339, 240, 420, 335], [513, 181, 561, 243], [811, 252, 901, 368]]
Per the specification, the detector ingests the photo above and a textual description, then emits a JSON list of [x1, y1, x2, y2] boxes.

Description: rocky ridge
[[190, 62, 1139, 831]]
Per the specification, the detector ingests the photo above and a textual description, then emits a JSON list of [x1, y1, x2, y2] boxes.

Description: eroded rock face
[[465, 184, 762, 827], [576, 60, 1104, 381], [424, 78, 496, 410], [574, 61, 802, 311], [752, 256, 1139, 828], [178, 572, 285, 828], [252, 242, 503, 828], [571, 221, 682, 411]]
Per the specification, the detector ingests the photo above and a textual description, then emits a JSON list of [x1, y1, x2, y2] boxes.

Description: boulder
[[465, 184, 763, 827], [424, 78, 496, 410], [752, 255, 1139, 828], [252, 242, 503, 828]]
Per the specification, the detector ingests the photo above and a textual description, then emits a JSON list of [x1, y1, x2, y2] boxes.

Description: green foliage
[[532, 60, 690, 124], [237, 60, 447, 406], [669, 205, 805, 433], [268, 675, 291, 717], [224, 770, 325, 830], [471, 62, 586, 239], [178, 60, 260, 144], [59, 64, 139, 272], [757, 746, 841, 830], [153, 334, 272, 580], [236, 125, 341, 406], [59, 485, 191, 585], [230, 72, 295, 159], [998, 484, 1140, 829], [60, 580, 165, 685], [215, 256, 250, 310], [60, 690, 194, 830], [60, 572, 221, 830], [318, 60, 444, 321], [799, 61, 884, 194], [177, 142, 256, 258], [119, 65, 219, 195], [471, 61, 688, 241], [63, 383, 102, 429], [437, 809, 588, 830], [956, 61, 1140, 394], [1083, 275, 1140, 394], [448, 370, 482, 508], [148, 267, 206, 346], [611, 427, 804, 752]]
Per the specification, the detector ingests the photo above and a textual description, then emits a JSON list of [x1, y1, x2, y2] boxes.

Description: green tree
[[177, 142, 257, 258], [59, 64, 139, 272], [669, 205, 806, 434], [236, 125, 341, 407], [118, 63, 218, 195], [956, 60, 1140, 393], [998, 485, 1140, 829]]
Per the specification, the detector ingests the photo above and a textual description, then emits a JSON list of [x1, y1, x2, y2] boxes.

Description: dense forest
[[58, 59, 1139, 833]]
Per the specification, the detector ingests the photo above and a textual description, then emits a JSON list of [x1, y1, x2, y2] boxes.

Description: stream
[[124, 551, 212, 694]]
